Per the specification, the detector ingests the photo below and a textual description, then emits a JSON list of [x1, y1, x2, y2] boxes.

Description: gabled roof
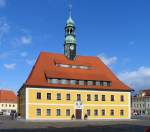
[[0, 90, 17, 103], [24, 52, 131, 91]]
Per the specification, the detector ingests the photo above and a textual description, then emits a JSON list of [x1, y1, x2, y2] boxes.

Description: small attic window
[[59, 64, 70, 68], [56, 63, 92, 70], [60, 79, 69, 85], [50, 79, 59, 84], [79, 66, 89, 70], [72, 65, 79, 68]]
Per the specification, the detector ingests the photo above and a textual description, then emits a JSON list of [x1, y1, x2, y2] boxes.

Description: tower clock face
[[70, 45, 74, 50]]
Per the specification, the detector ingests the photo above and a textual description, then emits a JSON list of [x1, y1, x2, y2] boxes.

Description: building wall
[[132, 97, 150, 115], [0, 103, 17, 115], [23, 87, 131, 120], [18, 88, 26, 118]]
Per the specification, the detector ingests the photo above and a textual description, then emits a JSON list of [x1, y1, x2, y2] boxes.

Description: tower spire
[[64, 0, 76, 60], [68, 0, 72, 18]]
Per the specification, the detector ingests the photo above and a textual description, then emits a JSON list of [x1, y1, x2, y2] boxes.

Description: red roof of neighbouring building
[[0, 90, 17, 103], [140, 89, 150, 97], [23, 52, 131, 91]]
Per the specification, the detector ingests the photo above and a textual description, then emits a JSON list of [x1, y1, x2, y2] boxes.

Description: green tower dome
[[65, 35, 76, 44], [67, 16, 75, 27]]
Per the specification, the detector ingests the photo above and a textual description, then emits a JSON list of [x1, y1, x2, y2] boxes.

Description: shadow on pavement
[[0, 124, 148, 132]]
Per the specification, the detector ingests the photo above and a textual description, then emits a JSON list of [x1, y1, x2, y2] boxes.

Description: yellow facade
[[19, 87, 131, 120]]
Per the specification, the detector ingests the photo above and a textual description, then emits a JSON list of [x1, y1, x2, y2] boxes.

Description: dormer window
[[87, 81, 93, 86], [59, 64, 70, 68], [72, 65, 78, 68], [50, 79, 59, 84], [60, 79, 69, 84], [79, 80, 84, 85], [48, 78, 112, 87], [56, 63, 92, 70], [103, 82, 108, 86], [70, 80, 77, 85], [79, 66, 89, 70], [96, 81, 100, 86]]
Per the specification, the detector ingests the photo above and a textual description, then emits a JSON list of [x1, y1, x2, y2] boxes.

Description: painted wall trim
[[27, 87, 131, 94], [28, 103, 130, 107]]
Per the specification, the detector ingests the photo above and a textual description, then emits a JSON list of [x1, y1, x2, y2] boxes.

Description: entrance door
[[76, 109, 82, 119]]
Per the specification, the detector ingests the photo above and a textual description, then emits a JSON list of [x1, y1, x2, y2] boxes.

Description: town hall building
[[18, 5, 132, 120]]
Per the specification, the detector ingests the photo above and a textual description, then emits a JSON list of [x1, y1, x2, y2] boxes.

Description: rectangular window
[[111, 95, 115, 101], [102, 109, 105, 116], [66, 109, 70, 116], [96, 81, 100, 86], [37, 92, 41, 100], [87, 94, 91, 101], [47, 93, 51, 100], [102, 95, 105, 101], [66, 94, 71, 100], [56, 109, 61, 116], [47, 109, 51, 116], [87, 109, 90, 116], [70, 80, 77, 85], [79, 80, 84, 85], [94, 94, 98, 101], [120, 110, 124, 116], [103, 81, 108, 86], [110, 109, 114, 116], [120, 95, 124, 102], [57, 93, 61, 100], [87, 81, 93, 86], [94, 109, 98, 116], [100, 81, 104, 86], [107, 81, 112, 86], [60, 79, 69, 84], [77, 94, 81, 101], [36, 109, 41, 116], [51, 79, 59, 84]]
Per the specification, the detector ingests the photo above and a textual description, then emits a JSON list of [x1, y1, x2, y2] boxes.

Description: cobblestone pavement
[[0, 119, 149, 132]]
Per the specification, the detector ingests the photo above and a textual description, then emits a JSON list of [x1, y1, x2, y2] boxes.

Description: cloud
[[19, 35, 32, 45], [97, 53, 117, 66], [0, 0, 6, 8], [117, 66, 150, 91], [0, 17, 10, 44], [26, 59, 35, 66], [20, 52, 28, 57], [4, 63, 16, 70]]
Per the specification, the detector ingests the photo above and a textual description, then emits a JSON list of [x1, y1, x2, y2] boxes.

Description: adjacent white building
[[132, 89, 150, 115]]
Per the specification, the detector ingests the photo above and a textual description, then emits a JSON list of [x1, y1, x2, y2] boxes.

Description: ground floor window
[[94, 109, 98, 116], [120, 110, 124, 116], [36, 109, 41, 116], [110, 109, 114, 116], [102, 109, 105, 116], [47, 109, 51, 116], [87, 109, 90, 116], [66, 109, 70, 116], [56, 109, 61, 116]]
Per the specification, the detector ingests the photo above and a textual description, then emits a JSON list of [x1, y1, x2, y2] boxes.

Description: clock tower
[[64, 3, 76, 60]]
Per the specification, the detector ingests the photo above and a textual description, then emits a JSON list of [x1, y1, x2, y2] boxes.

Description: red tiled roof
[[24, 52, 131, 91], [0, 90, 17, 103], [141, 89, 150, 96]]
